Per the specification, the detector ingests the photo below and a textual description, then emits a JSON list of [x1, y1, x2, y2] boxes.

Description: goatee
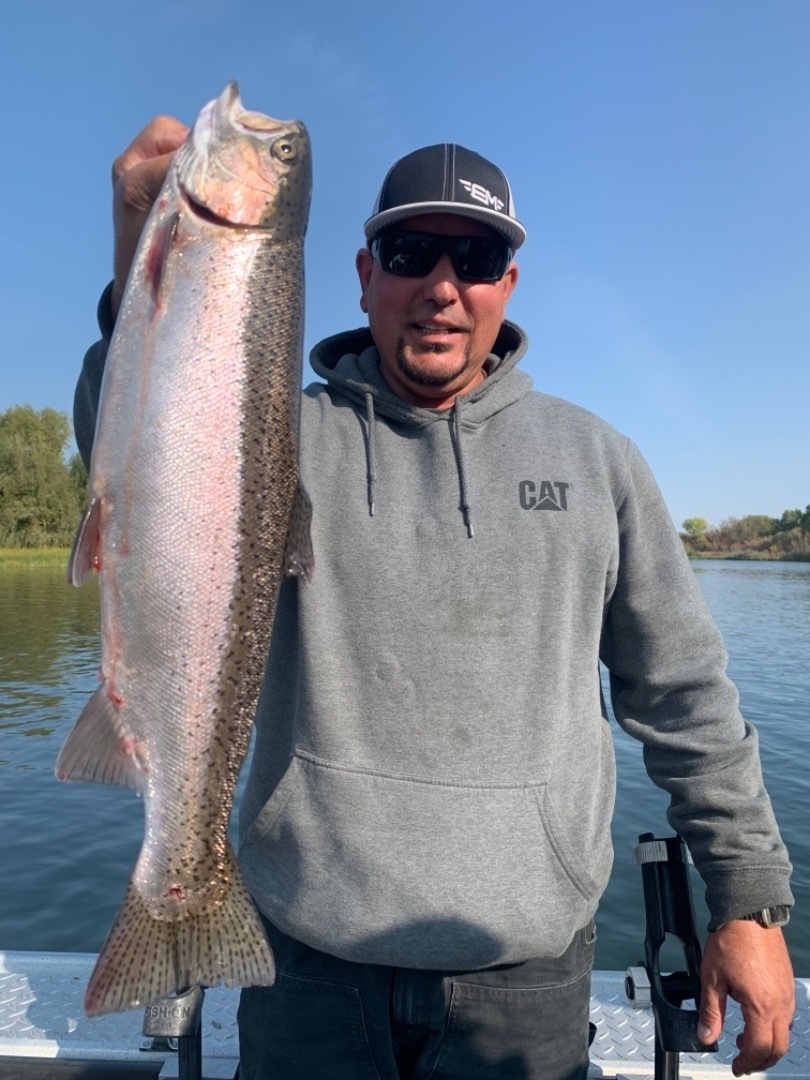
[[395, 339, 469, 388]]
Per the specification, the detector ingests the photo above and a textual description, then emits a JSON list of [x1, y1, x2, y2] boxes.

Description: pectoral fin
[[68, 496, 103, 586]]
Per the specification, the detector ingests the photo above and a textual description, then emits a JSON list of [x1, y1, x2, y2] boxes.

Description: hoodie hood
[[308, 320, 532, 535], [309, 319, 531, 426]]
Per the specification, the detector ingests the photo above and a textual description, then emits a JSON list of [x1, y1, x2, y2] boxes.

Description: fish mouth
[[235, 109, 291, 135], [180, 187, 262, 230], [215, 80, 295, 136]]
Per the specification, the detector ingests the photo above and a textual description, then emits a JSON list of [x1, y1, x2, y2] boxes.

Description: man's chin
[[397, 344, 468, 388]]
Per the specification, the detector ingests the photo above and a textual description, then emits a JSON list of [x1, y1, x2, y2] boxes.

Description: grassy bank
[[0, 548, 71, 568]]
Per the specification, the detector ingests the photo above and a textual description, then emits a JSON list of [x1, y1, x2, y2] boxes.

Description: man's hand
[[111, 115, 189, 319], [698, 921, 795, 1076]]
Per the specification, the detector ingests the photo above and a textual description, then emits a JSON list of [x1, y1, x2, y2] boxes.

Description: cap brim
[[364, 201, 526, 251]]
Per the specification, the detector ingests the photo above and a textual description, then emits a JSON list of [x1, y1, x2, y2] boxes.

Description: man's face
[[356, 213, 518, 410]]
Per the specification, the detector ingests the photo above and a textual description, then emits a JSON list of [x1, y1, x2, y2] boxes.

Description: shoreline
[[0, 548, 70, 568], [2, 547, 809, 567], [686, 551, 810, 562]]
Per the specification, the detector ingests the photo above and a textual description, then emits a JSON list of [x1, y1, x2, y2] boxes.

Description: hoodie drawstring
[[364, 392, 377, 517], [361, 392, 475, 537], [451, 401, 475, 539]]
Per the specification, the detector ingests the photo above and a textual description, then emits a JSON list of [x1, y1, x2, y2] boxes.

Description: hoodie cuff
[[702, 868, 794, 932]]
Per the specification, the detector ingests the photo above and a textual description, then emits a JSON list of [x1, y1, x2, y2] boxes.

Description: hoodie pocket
[[241, 751, 612, 970]]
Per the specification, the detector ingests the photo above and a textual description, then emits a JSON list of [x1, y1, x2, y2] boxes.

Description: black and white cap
[[364, 143, 526, 251]]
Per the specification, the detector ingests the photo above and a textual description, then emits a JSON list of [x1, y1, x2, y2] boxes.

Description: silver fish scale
[[2, 956, 810, 1078]]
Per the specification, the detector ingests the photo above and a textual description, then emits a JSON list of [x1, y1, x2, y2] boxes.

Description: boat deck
[[1, 951, 809, 1079]]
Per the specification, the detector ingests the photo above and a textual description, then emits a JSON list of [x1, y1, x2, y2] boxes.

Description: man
[[75, 122, 795, 1080]]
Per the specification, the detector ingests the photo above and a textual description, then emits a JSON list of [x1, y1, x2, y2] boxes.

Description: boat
[[1, 950, 809, 1079], [3, 837, 804, 1079]]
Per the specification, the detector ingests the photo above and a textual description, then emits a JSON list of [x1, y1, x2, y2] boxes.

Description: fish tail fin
[[85, 847, 275, 1017]]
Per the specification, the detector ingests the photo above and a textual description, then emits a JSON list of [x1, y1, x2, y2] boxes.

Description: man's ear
[[356, 248, 373, 313]]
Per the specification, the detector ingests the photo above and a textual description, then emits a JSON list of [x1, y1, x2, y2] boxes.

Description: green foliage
[[717, 515, 779, 542], [778, 506, 810, 533], [779, 508, 803, 531], [682, 517, 709, 538], [681, 504, 810, 561], [0, 406, 87, 548]]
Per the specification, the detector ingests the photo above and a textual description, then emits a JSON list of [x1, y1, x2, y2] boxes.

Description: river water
[[0, 558, 807, 973]]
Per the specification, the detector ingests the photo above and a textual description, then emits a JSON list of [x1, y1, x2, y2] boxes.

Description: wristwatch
[[737, 906, 791, 928]]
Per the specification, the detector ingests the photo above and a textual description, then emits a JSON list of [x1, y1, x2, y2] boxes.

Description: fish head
[[175, 81, 312, 238]]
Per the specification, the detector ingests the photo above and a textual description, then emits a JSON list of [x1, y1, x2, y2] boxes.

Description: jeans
[[237, 915, 596, 1079]]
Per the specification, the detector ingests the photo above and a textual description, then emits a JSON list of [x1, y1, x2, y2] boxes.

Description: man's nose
[[419, 254, 461, 303]]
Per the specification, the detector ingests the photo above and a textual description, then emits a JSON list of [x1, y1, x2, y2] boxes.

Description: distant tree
[[779, 508, 804, 532], [680, 503, 810, 560], [682, 517, 710, 538], [718, 515, 778, 543], [69, 450, 89, 505], [0, 405, 87, 547], [746, 514, 779, 538]]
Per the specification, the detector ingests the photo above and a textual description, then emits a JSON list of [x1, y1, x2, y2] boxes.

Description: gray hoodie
[[75, 297, 792, 970]]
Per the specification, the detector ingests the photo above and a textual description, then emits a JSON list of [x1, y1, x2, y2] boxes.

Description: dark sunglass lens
[[379, 233, 437, 276], [376, 231, 509, 282], [454, 237, 509, 282]]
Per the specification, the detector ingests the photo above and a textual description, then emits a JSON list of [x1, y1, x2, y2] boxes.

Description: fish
[[55, 82, 313, 1017]]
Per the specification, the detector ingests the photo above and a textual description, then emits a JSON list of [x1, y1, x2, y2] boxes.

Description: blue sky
[[2, 0, 807, 529]]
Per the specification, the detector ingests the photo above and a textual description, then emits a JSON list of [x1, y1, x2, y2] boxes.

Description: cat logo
[[458, 179, 505, 212], [519, 480, 570, 511]]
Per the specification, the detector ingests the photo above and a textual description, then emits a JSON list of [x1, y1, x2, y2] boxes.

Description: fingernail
[[698, 1022, 712, 1042]]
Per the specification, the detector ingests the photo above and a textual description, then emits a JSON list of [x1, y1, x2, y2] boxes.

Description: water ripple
[[1, 560, 808, 970]]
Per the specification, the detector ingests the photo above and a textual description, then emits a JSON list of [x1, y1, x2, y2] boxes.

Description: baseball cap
[[364, 143, 526, 251]]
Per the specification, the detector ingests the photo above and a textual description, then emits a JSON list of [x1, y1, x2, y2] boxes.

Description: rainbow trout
[[56, 83, 313, 1016]]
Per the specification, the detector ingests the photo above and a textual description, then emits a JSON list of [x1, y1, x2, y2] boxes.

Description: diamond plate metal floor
[[0, 953, 237, 1078], [1, 952, 808, 1079], [589, 972, 810, 1078]]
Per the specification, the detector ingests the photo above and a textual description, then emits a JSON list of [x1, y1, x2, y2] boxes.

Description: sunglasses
[[371, 229, 512, 284]]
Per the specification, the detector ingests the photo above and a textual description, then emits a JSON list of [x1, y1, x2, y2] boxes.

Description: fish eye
[[272, 139, 297, 162]]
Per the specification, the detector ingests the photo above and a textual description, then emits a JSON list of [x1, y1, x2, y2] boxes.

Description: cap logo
[[458, 178, 505, 212]]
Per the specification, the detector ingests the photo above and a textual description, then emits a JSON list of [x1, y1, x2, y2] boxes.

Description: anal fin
[[55, 686, 146, 793]]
